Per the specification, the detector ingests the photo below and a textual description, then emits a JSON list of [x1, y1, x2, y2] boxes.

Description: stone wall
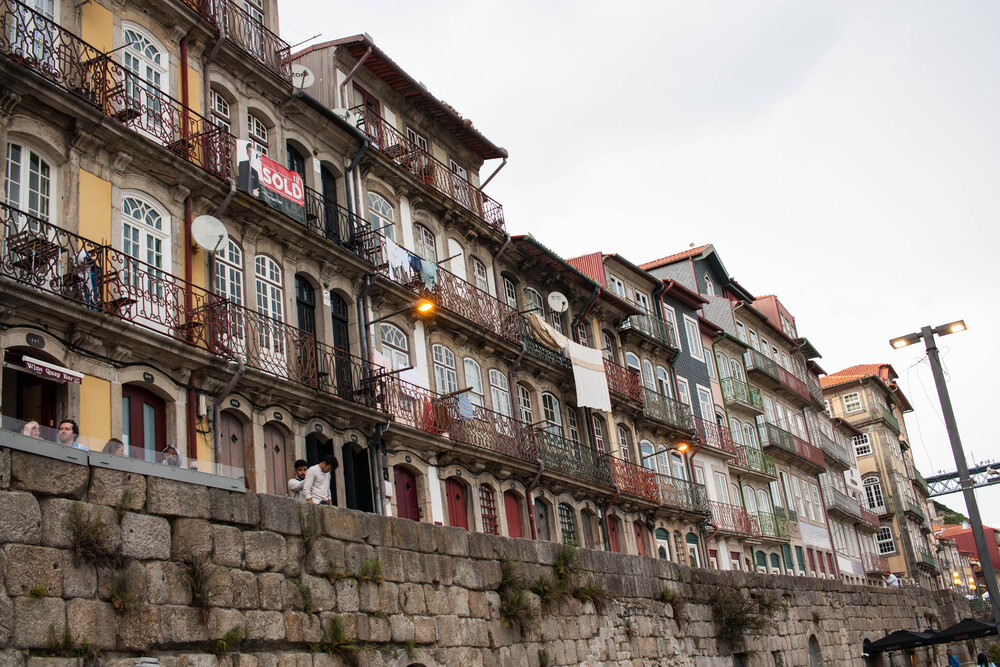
[[0, 447, 974, 667]]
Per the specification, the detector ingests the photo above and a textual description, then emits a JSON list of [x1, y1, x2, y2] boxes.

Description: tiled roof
[[819, 375, 863, 389], [638, 244, 710, 270], [830, 364, 896, 381]]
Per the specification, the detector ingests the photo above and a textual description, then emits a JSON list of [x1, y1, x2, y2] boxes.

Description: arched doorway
[[329, 292, 353, 399], [633, 521, 647, 557], [305, 432, 333, 465], [808, 635, 822, 667], [122, 383, 166, 463], [503, 491, 523, 538], [580, 510, 596, 549], [262, 424, 287, 495], [218, 411, 246, 477], [295, 275, 316, 336], [1, 349, 65, 432], [607, 515, 621, 553], [685, 532, 701, 567], [534, 498, 551, 541], [342, 441, 373, 512], [393, 466, 419, 521], [445, 477, 468, 529]]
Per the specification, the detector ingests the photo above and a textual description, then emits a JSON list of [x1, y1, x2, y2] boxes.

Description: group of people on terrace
[[18, 417, 181, 466], [288, 456, 337, 505]]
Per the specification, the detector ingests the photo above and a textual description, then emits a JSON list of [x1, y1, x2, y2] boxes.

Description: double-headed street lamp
[[889, 320, 1000, 624]]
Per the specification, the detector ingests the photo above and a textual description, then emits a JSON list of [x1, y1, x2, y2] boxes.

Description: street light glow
[[676, 442, 689, 452], [416, 300, 435, 314], [891, 337, 912, 349]]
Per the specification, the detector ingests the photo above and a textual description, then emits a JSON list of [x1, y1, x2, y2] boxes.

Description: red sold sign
[[260, 157, 304, 205]]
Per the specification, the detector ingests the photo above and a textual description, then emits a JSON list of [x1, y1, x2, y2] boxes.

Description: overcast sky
[[279, 1, 1000, 526]]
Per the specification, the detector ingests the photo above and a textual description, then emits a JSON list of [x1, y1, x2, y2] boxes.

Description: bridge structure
[[925, 463, 1000, 497]]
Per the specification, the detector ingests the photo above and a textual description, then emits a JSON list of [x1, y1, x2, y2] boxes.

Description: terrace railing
[[757, 511, 790, 539], [692, 415, 735, 455], [812, 428, 853, 469], [807, 375, 824, 405], [858, 506, 880, 530], [619, 310, 677, 349], [180, 0, 218, 26], [609, 455, 659, 501], [518, 316, 571, 370], [535, 430, 612, 488], [822, 485, 862, 521], [641, 388, 693, 432], [758, 421, 825, 471], [736, 445, 778, 477], [350, 104, 505, 232], [862, 551, 889, 574], [605, 359, 643, 403], [708, 500, 759, 536], [657, 474, 710, 514], [219, 0, 291, 83], [721, 377, 763, 411], [744, 348, 780, 383], [777, 365, 810, 403]]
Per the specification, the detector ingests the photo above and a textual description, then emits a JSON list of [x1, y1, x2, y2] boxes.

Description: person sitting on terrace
[[57, 419, 87, 451], [20, 421, 40, 438], [102, 438, 125, 456], [160, 446, 180, 467]]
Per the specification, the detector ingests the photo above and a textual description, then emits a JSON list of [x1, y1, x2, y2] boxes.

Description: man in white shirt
[[303, 455, 337, 505], [288, 459, 308, 501]]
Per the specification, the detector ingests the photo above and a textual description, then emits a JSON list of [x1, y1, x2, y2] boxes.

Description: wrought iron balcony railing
[[744, 348, 781, 382], [879, 403, 901, 433], [350, 104, 505, 232], [605, 359, 644, 403], [862, 551, 889, 574], [640, 388, 693, 432], [220, 0, 291, 83], [904, 498, 926, 522], [619, 310, 677, 350], [858, 506, 880, 530], [822, 485, 862, 521], [777, 365, 810, 403], [709, 500, 759, 536], [609, 455, 659, 502], [692, 415, 735, 455], [916, 547, 938, 569], [518, 317, 571, 370], [811, 428, 852, 469], [657, 474, 710, 514], [180, 0, 218, 26], [535, 430, 612, 488], [0, 0, 234, 181], [757, 510, 790, 540], [807, 375, 824, 406], [733, 445, 778, 477], [842, 404, 901, 434], [720, 377, 763, 411], [758, 421, 826, 471]]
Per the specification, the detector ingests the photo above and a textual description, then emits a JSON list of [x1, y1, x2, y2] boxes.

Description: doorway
[[445, 477, 468, 529], [218, 411, 245, 477], [503, 491, 523, 538], [394, 466, 420, 521], [607, 515, 621, 553], [122, 383, 166, 463], [342, 441, 373, 512], [262, 424, 287, 495]]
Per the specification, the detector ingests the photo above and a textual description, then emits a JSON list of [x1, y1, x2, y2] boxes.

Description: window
[[735, 321, 747, 343], [214, 239, 244, 306], [489, 369, 512, 417], [671, 452, 686, 480], [656, 366, 673, 398], [625, 352, 641, 376], [122, 195, 170, 285], [122, 383, 166, 463], [247, 112, 268, 155], [748, 329, 760, 351], [525, 287, 543, 316], [697, 387, 713, 420], [254, 255, 284, 354], [662, 306, 679, 343], [541, 392, 563, 436], [414, 224, 437, 262], [607, 274, 626, 298], [876, 527, 896, 555], [706, 352, 715, 379], [432, 344, 457, 394], [210, 89, 231, 132], [676, 378, 691, 409], [863, 476, 885, 512], [640, 440, 656, 471], [853, 433, 871, 457], [640, 360, 656, 392], [715, 353, 729, 380], [406, 127, 428, 152], [743, 423, 758, 449], [592, 415, 606, 453], [550, 309, 564, 335], [704, 274, 715, 296], [5, 142, 51, 220], [367, 192, 395, 240], [714, 472, 730, 503], [730, 358, 746, 382], [730, 418, 743, 446], [683, 315, 703, 360], [843, 392, 862, 414], [479, 485, 498, 535], [617, 424, 633, 462], [558, 504, 576, 545], [502, 276, 518, 309], [576, 321, 590, 347], [565, 405, 581, 444], [122, 24, 167, 133], [516, 384, 533, 424], [471, 257, 489, 292], [286, 142, 306, 179], [791, 476, 805, 516], [686, 532, 701, 567], [380, 324, 409, 370], [464, 358, 484, 407]]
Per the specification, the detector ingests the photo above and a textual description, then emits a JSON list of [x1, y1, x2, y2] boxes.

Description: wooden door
[[393, 467, 420, 521], [633, 521, 646, 557], [262, 424, 287, 495], [122, 384, 166, 463], [607, 515, 621, 553], [503, 491, 523, 538], [581, 512, 594, 549], [535, 500, 550, 541], [343, 442, 372, 513], [329, 293, 353, 399], [219, 411, 245, 476], [445, 478, 468, 530]]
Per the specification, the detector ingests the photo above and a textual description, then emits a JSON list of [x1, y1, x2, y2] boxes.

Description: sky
[[278, 1, 1000, 525]]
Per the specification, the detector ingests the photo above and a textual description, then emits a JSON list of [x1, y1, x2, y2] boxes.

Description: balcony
[[605, 359, 644, 403], [878, 404, 901, 433], [744, 348, 781, 384], [758, 422, 826, 473], [916, 547, 939, 571], [862, 551, 890, 575], [692, 415, 736, 456], [350, 105, 505, 232], [811, 429, 852, 470], [220, 0, 291, 84], [914, 470, 929, 497], [843, 404, 901, 435], [744, 349, 811, 405], [720, 377, 764, 413], [639, 388, 693, 432], [732, 445, 778, 478], [757, 511, 790, 540], [777, 365, 811, 404], [535, 430, 612, 488], [609, 455, 659, 502], [904, 498, 926, 522], [708, 501, 759, 536], [518, 317, 571, 370], [618, 310, 678, 352], [657, 474, 710, 515], [179, 0, 218, 26], [807, 375, 824, 406], [1, 0, 233, 182], [858, 506, 881, 531], [822, 485, 862, 522], [871, 497, 894, 518]]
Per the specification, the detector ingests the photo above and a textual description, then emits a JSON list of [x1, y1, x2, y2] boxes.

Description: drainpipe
[[344, 135, 369, 230], [339, 46, 372, 110], [201, 16, 225, 121], [211, 356, 246, 459], [571, 287, 600, 338], [186, 387, 198, 462], [182, 195, 196, 461], [525, 462, 544, 540], [479, 156, 507, 192], [357, 274, 373, 363], [369, 421, 389, 516], [600, 487, 620, 552], [491, 234, 512, 301]]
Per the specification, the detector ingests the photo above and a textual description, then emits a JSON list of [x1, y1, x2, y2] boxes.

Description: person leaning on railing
[[57, 419, 88, 451]]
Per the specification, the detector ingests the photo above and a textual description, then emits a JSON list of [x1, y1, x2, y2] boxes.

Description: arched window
[[730, 358, 746, 382], [704, 274, 715, 296], [501, 275, 518, 309], [5, 141, 52, 221], [478, 484, 498, 535], [516, 383, 533, 424], [558, 504, 576, 545], [367, 192, 395, 240], [489, 369, 511, 417], [625, 352, 640, 375], [247, 112, 268, 155], [808, 636, 823, 667], [286, 142, 306, 179], [432, 344, 457, 394], [757, 489, 772, 513], [576, 320, 590, 347], [592, 414, 606, 452], [122, 24, 167, 132], [715, 352, 729, 379], [255, 255, 284, 356], [743, 486, 758, 514], [730, 417, 744, 446], [541, 392, 563, 436], [414, 224, 436, 262], [379, 323, 409, 369], [642, 359, 655, 391], [122, 194, 170, 285], [565, 404, 581, 443], [770, 552, 782, 573], [656, 366, 673, 398], [525, 287, 543, 316], [656, 528, 671, 560], [602, 330, 617, 362], [743, 423, 758, 449], [685, 532, 701, 567], [464, 358, 484, 407], [471, 257, 489, 292], [214, 239, 244, 306], [640, 440, 656, 471], [617, 424, 633, 462], [863, 475, 885, 512], [671, 451, 686, 480]]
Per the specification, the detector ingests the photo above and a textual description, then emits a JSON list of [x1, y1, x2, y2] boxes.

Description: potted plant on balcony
[[418, 161, 435, 186]]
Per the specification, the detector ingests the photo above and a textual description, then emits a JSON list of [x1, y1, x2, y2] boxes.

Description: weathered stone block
[[65, 599, 115, 649], [357, 581, 379, 613], [10, 451, 87, 499], [147, 477, 210, 519], [120, 512, 170, 560], [258, 572, 286, 610], [161, 605, 209, 644], [176, 655, 215, 667], [258, 494, 303, 536], [389, 614, 414, 643], [207, 608, 244, 639], [0, 449, 10, 490], [319, 506, 363, 543], [209, 488, 259, 526], [146, 560, 192, 606], [283, 611, 322, 644], [0, 590, 12, 645], [115, 604, 162, 650], [87, 468, 145, 510], [304, 538, 344, 578], [244, 532, 286, 572], [373, 546, 404, 583], [342, 542, 375, 574], [301, 574, 335, 612], [213, 525, 244, 567], [244, 610, 285, 641], [453, 559, 485, 590], [423, 585, 449, 616], [4, 545, 63, 596], [436, 526, 469, 557], [334, 579, 358, 613], [171, 518, 214, 561], [413, 615, 436, 644], [0, 492, 40, 545], [399, 583, 427, 615], [283, 536, 303, 577], [469, 591, 490, 619], [230, 569, 259, 609], [207, 566, 233, 608], [376, 582, 399, 615], [12, 597, 65, 648], [449, 586, 470, 617], [61, 553, 96, 599]]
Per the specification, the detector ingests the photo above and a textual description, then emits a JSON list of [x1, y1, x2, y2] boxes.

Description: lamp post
[[890, 320, 1000, 624]]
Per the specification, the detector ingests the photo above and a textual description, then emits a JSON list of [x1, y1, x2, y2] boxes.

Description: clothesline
[[382, 237, 448, 289]]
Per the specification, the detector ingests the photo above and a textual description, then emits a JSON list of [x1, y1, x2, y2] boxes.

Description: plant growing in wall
[[211, 626, 248, 656], [181, 551, 216, 625], [357, 557, 383, 584], [710, 580, 780, 649], [300, 508, 321, 550], [68, 502, 123, 568], [42, 625, 102, 665], [497, 557, 537, 632], [291, 578, 313, 614], [109, 573, 140, 616], [661, 586, 688, 624], [309, 615, 367, 666]]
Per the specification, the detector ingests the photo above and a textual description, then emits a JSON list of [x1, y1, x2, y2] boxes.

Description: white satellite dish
[[191, 215, 229, 254], [547, 291, 569, 313], [291, 64, 315, 90]]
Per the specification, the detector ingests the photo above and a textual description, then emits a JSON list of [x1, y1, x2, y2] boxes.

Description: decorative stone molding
[[111, 150, 133, 174], [0, 86, 21, 127]]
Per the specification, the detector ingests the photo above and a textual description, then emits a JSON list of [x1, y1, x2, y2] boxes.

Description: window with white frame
[[464, 358, 484, 407], [843, 392, 863, 414], [625, 352, 641, 376], [662, 305, 679, 343], [550, 309, 565, 335], [210, 89, 231, 132], [656, 366, 673, 398], [876, 527, 896, 555], [367, 192, 395, 240], [705, 352, 715, 379], [671, 452, 686, 480], [683, 315, 703, 360], [566, 405, 581, 444], [697, 387, 713, 420], [541, 392, 563, 436], [122, 194, 170, 292], [5, 141, 52, 221], [502, 276, 518, 309], [715, 352, 729, 379], [122, 24, 167, 132], [730, 358, 746, 382], [471, 257, 489, 292], [643, 360, 656, 391], [525, 287, 544, 316], [576, 321, 590, 347], [640, 440, 656, 471], [405, 127, 428, 152], [516, 384, 533, 424], [743, 423, 758, 449], [730, 418, 743, 446], [748, 329, 760, 351], [735, 321, 747, 343], [617, 424, 633, 462], [432, 344, 458, 394], [414, 224, 437, 262], [592, 415, 606, 453], [853, 433, 872, 456], [254, 254, 284, 354], [488, 369, 512, 417], [247, 112, 268, 155], [607, 274, 626, 298], [704, 274, 715, 296], [379, 324, 409, 370], [676, 378, 691, 409], [863, 475, 885, 512], [214, 239, 244, 308]]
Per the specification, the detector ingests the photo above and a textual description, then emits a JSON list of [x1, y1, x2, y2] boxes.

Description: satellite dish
[[191, 215, 229, 254], [291, 64, 315, 90], [547, 291, 569, 313]]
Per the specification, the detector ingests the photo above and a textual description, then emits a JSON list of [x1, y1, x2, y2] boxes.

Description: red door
[[394, 466, 420, 521], [219, 411, 245, 477], [445, 478, 468, 530], [122, 384, 166, 463], [607, 515, 621, 553], [633, 521, 646, 557], [503, 491, 523, 538], [262, 424, 287, 496]]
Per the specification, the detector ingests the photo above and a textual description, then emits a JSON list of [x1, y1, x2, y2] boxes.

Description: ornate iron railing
[[858, 506, 880, 530], [758, 421, 825, 471], [657, 474, 710, 513], [916, 546, 938, 569], [315, 343, 379, 410], [777, 365, 810, 403], [807, 374, 824, 405], [862, 551, 889, 574], [640, 388, 693, 432], [708, 500, 759, 536], [692, 415, 735, 455], [822, 485, 862, 521], [180, 0, 218, 25], [619, 310, 677, 349], [721, 377, 763, 411], [0, 0, 234, 181], [812, 428, 852, 468], [609, 455, 658, 501], [735, 445, 777, 477], [904, 498, 926, 522], [757, 511, 789, 539], [350, 104, 505, 232], [744, 348, 780, 383], [518, 316, 571, 369], [535, 430, 612, 487], [843, 404, 901, 434], [604, 359, 643, 403], [220, 0, 291, 83]]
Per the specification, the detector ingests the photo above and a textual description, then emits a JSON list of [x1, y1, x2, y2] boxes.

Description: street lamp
[[889, 320, 1000, 624], [368, 299, 435, 327]]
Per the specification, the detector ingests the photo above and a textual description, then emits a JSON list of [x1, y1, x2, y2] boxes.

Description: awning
[[863, 629, 937, 653], [931, 618, 997, 643], [21, 356, 83, 384]]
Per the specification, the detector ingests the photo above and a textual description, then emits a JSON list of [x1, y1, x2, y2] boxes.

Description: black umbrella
[[929, 618, 998, 644], [864, 629, 937, 653]]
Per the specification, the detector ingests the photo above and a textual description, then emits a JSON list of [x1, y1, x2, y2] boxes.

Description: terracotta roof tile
[[820, 375, 863, 389], [638, 244, 710, 270]]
